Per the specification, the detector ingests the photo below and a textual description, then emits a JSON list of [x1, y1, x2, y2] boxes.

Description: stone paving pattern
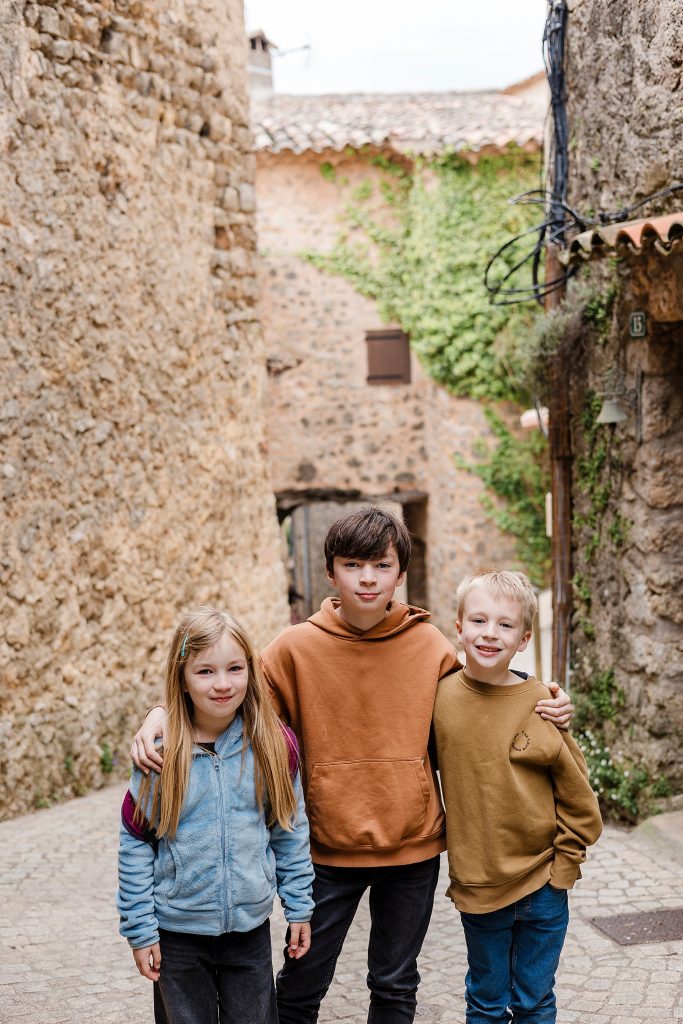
[[1, 783, 682, 1023]]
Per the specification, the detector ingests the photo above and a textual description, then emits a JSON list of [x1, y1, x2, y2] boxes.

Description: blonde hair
[[136, 608, 297, 839], [456, 570, 538, 632]]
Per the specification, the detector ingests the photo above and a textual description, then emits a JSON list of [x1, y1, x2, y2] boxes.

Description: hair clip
[[180, 634, 188, 658]]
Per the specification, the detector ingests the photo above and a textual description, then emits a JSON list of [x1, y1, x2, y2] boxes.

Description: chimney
[[247, 30, 276, 100]]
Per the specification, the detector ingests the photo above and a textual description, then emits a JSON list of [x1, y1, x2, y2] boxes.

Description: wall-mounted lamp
[[595, 368, 642, 435], [596, 397, 628, 424]]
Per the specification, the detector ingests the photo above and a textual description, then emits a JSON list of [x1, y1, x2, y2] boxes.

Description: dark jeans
[[460, 882, 570, 1024], [155, 920, 277, 1024], [276, 855, 441, 1024]]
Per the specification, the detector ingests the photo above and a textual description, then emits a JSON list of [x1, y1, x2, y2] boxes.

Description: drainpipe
[[545, 243, 571, 685]]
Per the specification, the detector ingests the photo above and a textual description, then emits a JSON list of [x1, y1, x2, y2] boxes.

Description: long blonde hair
[[136, 608, 297, 839]]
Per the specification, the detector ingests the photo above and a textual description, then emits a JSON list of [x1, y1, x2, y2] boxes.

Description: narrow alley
[[0, 783, 681, 1023]]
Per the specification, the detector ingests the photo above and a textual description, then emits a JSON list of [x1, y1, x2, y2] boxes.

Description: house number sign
[[629, 311, 647, 338]]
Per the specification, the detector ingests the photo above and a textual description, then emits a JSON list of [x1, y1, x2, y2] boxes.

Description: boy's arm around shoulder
[[549, 731, 603, 889], [269, 769, 315, 924], [116, 767, 160, 950]]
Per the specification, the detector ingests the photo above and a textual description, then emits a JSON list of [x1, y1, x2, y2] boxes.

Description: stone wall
[[565, 0, 683, 213], [255, 149, 520, 639], [0, 0, 289, 818], [564, 0, 683, 791]]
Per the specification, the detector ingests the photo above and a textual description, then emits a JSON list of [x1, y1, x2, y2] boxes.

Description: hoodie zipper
[[213, 755, 230, 934]]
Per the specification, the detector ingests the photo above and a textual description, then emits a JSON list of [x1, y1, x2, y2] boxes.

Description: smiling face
[[326, 542, 405, 630], [456, 585, 531, 685], [183, 632, 250, 740]]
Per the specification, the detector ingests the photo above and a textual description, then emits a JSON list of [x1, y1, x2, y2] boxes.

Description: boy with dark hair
[[132, 507, 573, 1024], [433, 570, 601, 1024]]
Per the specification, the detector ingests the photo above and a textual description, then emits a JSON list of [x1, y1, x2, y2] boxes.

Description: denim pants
[[155, 919, 277, 1024], [276, 855, 440, 1024], [460, 882, 569, 1024]]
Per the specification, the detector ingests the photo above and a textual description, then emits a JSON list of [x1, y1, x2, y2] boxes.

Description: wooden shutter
[[365, 329, 411, 385]]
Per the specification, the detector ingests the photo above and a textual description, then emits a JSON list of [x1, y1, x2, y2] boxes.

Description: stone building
[[0, 0, 289, 818], [251, 84, 548, 639], [557, 0, 683, 793]]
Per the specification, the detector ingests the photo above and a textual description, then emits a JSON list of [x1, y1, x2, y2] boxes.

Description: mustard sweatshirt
[[433, 670, 602, 914], [261, 598, 460, 867]]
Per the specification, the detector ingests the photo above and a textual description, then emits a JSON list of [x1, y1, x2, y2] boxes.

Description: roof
[[502, 70, 547, 96], [248, 29, 277, 48], [251, 89, 547, 156], [564, 213, 683, 264]]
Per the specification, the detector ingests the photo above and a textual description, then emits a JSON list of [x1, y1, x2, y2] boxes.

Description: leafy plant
[[577, 729, 649, 818], [456, 408, 551, 586], [502, 280, 615, 402], [304, 148, 542, 402], [100, 742, 114, 774]]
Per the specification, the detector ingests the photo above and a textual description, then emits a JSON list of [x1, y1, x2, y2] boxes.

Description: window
[[365, 329, 411, 385]]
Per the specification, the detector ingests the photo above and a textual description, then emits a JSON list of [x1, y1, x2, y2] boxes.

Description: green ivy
[[304, 148, 542, 402], [100, 742, 114, 774], [455, 408, 551, 586], [572, 390, 630, 565], [584, 285, 616, 338], [577, 729, 649, 818], [504, 280, 616, 405], [572, 572, 595, 638], [319, 162, 337, 183]]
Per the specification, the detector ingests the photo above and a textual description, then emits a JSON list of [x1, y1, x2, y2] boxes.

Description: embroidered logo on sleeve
[[511, 730, 531, 752]]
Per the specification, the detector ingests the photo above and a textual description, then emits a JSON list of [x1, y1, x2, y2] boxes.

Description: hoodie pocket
[[162, 832, 221, 910], [307, 758, 431, 850], [154, 841, 183, 900]]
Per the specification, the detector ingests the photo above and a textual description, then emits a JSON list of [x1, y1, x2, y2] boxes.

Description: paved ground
[[0, 782, 682, 1023]]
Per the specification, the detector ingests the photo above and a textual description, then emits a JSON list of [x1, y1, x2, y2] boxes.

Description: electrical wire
[[485, 0, 683, 307]]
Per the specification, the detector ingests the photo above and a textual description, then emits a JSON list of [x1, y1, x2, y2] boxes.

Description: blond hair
[[136, 608, 297, 839], [456, 570, 538, 632]]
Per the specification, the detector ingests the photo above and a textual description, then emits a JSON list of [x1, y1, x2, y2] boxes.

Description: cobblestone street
[[0, 783, 681, 1024]]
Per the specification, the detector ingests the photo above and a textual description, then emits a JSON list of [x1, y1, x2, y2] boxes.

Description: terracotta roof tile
[[251, 89, 547, 156], [565, 213, 683, 264]]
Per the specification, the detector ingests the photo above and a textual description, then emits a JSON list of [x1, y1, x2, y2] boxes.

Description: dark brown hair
[[324, 506, 411, 574]]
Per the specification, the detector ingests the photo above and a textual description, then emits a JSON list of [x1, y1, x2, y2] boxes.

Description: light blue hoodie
[[116, 714, 314, 949]]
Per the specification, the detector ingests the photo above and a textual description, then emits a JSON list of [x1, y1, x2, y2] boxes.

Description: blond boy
[[433, 570, 602, 1024]]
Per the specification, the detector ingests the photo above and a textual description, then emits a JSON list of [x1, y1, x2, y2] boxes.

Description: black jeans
[[276, 855, 441, 1024], [155, 920, 277, 1024]]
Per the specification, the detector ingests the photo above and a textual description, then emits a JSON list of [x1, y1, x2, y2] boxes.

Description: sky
[[243, 0, 548, 95]]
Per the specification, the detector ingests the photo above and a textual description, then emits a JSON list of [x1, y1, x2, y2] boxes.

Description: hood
[[308, 596, 431, 641]]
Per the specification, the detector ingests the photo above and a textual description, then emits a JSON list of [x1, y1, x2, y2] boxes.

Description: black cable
[[485, 0, 683, 307]]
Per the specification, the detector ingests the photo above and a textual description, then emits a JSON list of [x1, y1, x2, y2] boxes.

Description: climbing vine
[[572, 388, 629, 566], [572, 666, 670, 820], [503, 277, 617, 404], [303, 148, 552, 581], [456, 409, 551, 586], [568, 364, 660, 820], [303, 148, 542, 402]]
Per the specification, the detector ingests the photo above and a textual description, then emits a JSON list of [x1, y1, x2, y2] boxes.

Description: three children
[[122, 507, 584, 1024], [433, 571, 602, 1023]]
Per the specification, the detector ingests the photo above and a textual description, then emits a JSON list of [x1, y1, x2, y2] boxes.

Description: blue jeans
[[460, 882, 569, 1024], [276, 856, 441, 1024], [155, 920, 277, 1024]]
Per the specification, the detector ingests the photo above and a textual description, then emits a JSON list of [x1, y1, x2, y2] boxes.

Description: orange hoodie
[[261, 598, 460, 867]]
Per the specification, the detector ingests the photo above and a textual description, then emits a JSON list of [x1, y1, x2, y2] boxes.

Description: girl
[[116, 608, 314, 1024]]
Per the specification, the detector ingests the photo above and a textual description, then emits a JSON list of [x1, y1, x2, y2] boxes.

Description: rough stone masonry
[[0, 0, 289, 818], [563, 0, 683, 791]]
